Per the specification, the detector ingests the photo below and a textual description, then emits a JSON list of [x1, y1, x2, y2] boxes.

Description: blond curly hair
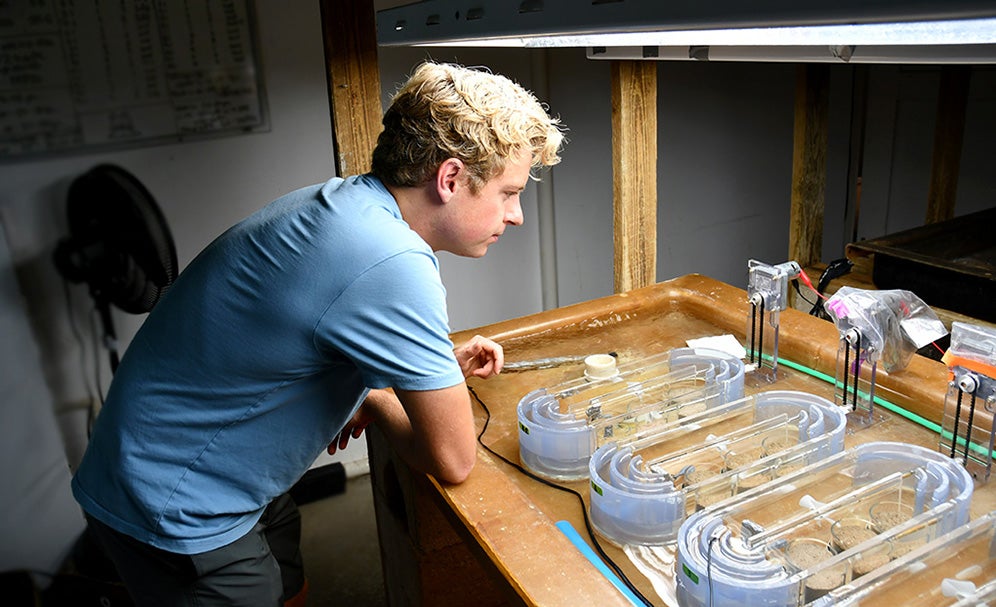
[[372, 62, 565, 193]]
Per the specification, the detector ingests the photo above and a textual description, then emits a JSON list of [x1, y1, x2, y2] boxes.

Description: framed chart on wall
[[0, 0, 269, 161]]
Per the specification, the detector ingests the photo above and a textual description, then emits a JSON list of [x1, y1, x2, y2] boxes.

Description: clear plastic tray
[[588, 390, 847, 546], [819, 510, 996, 606], [517, 348, 744, 481], [675, 441, 974, 607]]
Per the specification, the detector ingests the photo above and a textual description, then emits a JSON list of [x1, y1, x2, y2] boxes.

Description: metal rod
[[842, 335, 852, 410], [502, 353, 616, 372], [852, 357, 862, 412], [758, 298, 766, 369], [851, 332, 862, 411], [749, 299, 758, 364]]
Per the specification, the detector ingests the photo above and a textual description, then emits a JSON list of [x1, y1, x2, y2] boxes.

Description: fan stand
[[94, 295, 120, 374], [54, 164, 178, 376]]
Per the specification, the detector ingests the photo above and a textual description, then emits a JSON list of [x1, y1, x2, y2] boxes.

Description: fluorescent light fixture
[[400, 18, 996, 48], [377, 1, 996, 63], [586, 44, 996, 65]]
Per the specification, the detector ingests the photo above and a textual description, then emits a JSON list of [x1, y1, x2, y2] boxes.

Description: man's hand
[[327, 402, 375, 455], [454, 335, 504, 379]]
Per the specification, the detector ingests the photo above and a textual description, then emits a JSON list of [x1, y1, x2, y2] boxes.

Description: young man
[[71, 61, 565, 606]]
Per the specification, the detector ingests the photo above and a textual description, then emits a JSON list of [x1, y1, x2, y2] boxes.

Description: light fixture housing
[[376, 1, 996, 63]]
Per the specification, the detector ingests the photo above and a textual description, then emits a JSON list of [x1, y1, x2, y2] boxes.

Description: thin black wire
[[467, 386, 655, 607], [707, 535, 718, 607], [791, 280, 816, 308], [808, 259, 853, 319]]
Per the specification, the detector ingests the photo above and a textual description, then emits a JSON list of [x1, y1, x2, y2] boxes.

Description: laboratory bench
[[365, 273, 995, 606]]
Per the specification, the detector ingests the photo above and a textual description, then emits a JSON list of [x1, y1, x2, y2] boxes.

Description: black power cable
[[792, 280, 816, 307], [467, 386, 656, 607], [809, 258, 853, 319], [707, 535, 719, 607]]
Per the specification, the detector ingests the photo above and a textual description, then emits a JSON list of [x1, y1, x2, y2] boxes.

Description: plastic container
[[588, 390, 846, 545], [820, 511, 996, 606], [869, 499, 915, 532], [783, 537, 844, 602], [675, 442, 974, 607], [830, 517, 877, 553], [517, 348, 744, 481]]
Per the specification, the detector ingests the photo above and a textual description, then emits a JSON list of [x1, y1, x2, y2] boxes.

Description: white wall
[[0, 0, 338, 469], [0, 227, 84, 576], [655, 61, 798, 283]]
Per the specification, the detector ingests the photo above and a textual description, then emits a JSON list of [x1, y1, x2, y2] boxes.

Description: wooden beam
[[925, 65, 971, 225], [788, 64, 830, 270], [610, 61, 658, 294], [320, 0, 383, 176]]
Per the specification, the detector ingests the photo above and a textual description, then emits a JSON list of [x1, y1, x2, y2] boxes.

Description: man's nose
[[505, 197, 524, 226]]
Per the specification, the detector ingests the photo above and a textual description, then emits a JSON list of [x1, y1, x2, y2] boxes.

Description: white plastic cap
[[584, 354, 618, 380]]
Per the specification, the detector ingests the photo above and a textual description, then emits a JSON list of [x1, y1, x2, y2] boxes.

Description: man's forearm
[[362, 389, 457, 480], [363, 387, 476, 483], [364, 389, 416, 457]]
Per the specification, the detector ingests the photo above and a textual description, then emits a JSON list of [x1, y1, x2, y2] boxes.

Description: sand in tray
[[831, 524, 891, 576], [785, 539, 843, 602], [683, 464, 722, 486]]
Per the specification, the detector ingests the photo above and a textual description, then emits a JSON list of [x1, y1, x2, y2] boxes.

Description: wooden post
[[925, 65, 971, 225], [320, 0, 383, 176], [611, 61, 658, 294], [788, 64, 830, 271]]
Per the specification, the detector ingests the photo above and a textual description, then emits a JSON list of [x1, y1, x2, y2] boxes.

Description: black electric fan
[[54, 164, 178, 373]]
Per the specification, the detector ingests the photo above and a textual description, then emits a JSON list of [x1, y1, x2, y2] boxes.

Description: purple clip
[[825, 298, 849, 318]]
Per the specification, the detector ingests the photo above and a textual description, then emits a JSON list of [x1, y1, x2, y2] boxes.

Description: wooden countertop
[[384, 274, 994, 606]]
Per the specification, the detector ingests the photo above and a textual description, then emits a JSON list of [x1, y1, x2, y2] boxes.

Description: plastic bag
[[824, 287, 948, 372]]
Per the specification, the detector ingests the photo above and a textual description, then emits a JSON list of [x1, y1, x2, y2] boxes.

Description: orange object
[[284, 578, 308, 607], [941, 351, 996, 382]]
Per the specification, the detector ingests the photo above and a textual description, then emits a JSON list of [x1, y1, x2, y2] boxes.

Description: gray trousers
[[86, 494, 304, 607]]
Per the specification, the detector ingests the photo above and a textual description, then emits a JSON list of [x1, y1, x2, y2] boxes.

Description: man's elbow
[[434, 451, 476, 484]]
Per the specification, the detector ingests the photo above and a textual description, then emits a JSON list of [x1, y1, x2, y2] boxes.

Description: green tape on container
[[682, 562, 700, 584]]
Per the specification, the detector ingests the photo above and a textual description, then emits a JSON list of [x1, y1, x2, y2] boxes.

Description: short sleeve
[[315, 249, 464, 391]]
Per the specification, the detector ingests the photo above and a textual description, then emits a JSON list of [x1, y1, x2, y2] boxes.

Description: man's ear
[[435, 158, 464, 203]]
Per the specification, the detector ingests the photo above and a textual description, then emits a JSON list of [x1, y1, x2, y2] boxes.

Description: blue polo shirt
[[72, 174, 465, 554]]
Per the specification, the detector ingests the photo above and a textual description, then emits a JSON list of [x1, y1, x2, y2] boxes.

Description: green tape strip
[[756, 350, 993, 459]]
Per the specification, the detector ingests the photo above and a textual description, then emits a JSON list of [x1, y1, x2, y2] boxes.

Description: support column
[[611, 60, 658, 294], [320, 0, 383, 176], [789, 64, 830, 270], [925, 65, 971, 225]]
